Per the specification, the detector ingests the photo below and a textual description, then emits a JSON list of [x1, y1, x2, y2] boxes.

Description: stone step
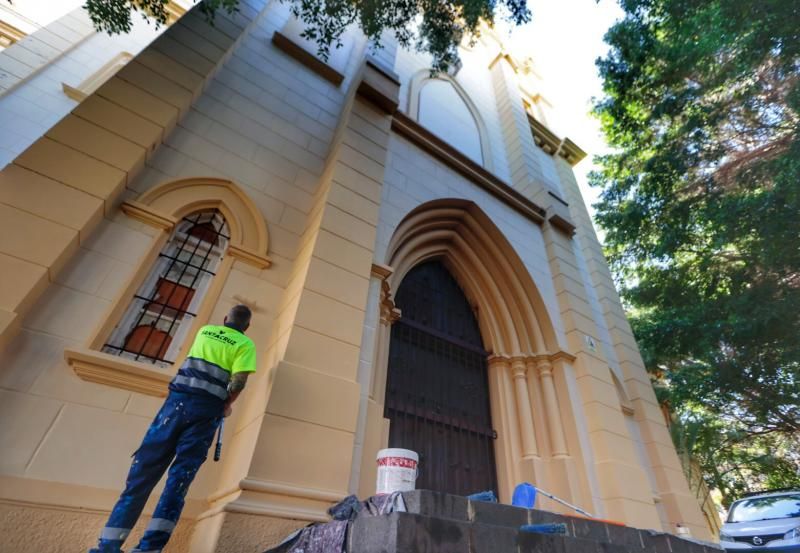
[[349, 511, 637, 553], [346, 490, 721, 553]]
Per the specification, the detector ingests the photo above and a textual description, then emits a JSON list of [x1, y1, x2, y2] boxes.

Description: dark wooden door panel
[[385, 261, 497, 496]]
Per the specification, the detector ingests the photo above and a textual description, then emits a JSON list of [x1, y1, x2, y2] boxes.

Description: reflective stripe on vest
[[170, 356, 231, 400], [171, 375, 227, 400], [145, 518, 176, 534], [100, 527, 131, 541], [181, 357, 230, 383]]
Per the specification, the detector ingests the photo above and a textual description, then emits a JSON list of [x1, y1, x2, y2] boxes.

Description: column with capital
[[511, 356, 539, 458], [487, 355, 523, 501], [532, 356, 568, 457]]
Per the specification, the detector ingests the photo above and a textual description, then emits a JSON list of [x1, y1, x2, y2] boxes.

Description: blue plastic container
[[511, 483, 537, 508]]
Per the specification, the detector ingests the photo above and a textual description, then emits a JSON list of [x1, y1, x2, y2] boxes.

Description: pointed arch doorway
[[384, 260, 498, 496]]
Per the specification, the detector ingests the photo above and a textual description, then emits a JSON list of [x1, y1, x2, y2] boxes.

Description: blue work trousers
[[90, 392, 222, 553]]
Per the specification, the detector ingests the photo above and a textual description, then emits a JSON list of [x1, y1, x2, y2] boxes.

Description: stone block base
[[210, 511, 307, 553], [0, 502, 194, 553]]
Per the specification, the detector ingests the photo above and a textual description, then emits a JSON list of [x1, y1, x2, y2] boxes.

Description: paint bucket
[[376, 448, 418, 494]]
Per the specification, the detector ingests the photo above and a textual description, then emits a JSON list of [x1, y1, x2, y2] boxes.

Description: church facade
[[0, 1, 716, 550]]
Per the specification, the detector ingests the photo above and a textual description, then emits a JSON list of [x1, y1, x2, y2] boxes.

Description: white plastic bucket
[[376, 448, 418, 494]]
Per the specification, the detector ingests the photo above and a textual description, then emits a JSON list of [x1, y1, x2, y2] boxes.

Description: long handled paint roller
[[533, 486, 594, 518], [214, 419, 225, 462]]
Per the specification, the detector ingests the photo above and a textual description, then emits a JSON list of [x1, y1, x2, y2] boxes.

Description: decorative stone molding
[[391, 113, 547, 225], [387, 199, 559, 354], [62, 52, 134, 102], [357, 58, 401, 114], [548, 212, 577, 236], [610, 369, 636, 416], [65, 346, 171, 397], [527, 113, 588, 167], [557, 138, 587, 166], [129, 178, 272, 268], [545, 349, 577, 364], [271, 31, 344, 86], [528, 114, 561, 154], [228, 243, 272, 269], [0, 20, 26, 47], [371, 263, 401, 326], [240, 478, 345, 503], [120, 200, 178, 231]]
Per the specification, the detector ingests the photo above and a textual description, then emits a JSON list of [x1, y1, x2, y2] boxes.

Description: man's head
[[224, 304, 252, 332]]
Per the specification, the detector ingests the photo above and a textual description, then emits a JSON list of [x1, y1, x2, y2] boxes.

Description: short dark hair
[[227, 304, 252, 329]]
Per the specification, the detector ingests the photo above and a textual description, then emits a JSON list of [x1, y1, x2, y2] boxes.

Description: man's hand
[[223, 403, 233, 417]]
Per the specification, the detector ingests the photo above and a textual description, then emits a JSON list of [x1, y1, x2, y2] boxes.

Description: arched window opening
[[418, 79, 484, 165], [103, 210, 229, 367]]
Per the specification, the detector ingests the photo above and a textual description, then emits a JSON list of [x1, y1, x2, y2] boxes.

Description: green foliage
[[593, 0, 800, 499], [85, 0, 239, 32], [82, 0, 530, 71]]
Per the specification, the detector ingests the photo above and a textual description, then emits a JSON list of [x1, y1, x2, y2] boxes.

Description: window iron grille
[[103, 209, 229, 366]]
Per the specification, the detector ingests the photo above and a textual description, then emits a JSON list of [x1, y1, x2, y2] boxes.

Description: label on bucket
[[376, 453, 418, 495]]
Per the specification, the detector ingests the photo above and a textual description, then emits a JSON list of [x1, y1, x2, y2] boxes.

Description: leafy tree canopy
[[593, 0, 800, 504], [83, 0, 531, 71]]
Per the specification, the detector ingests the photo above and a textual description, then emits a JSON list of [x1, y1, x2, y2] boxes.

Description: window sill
[[65, 346, 172, 397]]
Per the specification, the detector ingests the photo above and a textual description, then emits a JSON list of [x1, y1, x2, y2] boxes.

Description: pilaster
[[540, 218, 662, 529], [200, 58, 401, 550], [489, 53, 575, 234], [532, 356, 568, 457], [486, 355, 523, 502], [553, 158, 711, 539]]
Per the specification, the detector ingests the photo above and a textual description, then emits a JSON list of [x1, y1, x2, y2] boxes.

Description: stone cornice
[[528, 113, 561, 155], [391, 111, 547, 225], [271, 31, 344, 86], [548, 212, 577, 236], [557, 137, 587, 166], [527, 114, 588, 167], [357, 58, 400, 114], [489, 351, 577, 364]]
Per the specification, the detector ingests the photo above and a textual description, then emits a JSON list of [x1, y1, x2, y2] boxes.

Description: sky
[[505, 0, 625, 226]]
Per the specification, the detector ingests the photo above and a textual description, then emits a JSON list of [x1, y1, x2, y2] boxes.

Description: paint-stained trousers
[[90, 391, 222, 553]]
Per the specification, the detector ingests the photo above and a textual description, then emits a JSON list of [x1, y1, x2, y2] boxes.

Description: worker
[[89, 305, 257, 553]]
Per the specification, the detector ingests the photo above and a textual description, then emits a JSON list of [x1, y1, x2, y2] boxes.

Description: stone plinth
[[347, 490, 721, 553]]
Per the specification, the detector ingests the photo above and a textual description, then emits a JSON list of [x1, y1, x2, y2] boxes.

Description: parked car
[[720, 490, 800, 552]]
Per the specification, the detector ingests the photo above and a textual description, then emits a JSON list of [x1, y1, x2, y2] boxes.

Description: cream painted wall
[[0, 6, 184, 168]]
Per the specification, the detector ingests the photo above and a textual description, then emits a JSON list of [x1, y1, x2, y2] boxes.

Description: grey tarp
[[264, 493, 407, 553]]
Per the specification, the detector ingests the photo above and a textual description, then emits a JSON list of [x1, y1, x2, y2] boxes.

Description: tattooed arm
[[223, 372, 249, 417]]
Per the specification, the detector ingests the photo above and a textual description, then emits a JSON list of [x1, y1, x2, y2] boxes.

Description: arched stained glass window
[[103, 209, 229, 367]]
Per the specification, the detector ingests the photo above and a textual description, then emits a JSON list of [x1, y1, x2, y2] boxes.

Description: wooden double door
[[384, 261, 497, 496]]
